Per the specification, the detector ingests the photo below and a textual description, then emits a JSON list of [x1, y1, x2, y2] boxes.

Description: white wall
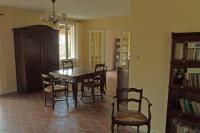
[[130, 0, 200, 132]]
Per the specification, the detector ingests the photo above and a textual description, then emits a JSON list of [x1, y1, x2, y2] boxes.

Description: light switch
[[133, 55, 140, 60]]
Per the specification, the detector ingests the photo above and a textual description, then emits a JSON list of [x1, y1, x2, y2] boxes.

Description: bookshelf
[[166, 32, 200, 133], [114, 31, 130, 69]]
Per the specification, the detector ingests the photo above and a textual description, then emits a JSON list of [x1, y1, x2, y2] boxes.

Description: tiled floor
[[0, 71, 137, 133]]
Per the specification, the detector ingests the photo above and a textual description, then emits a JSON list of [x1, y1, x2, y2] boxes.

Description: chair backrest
[[62, 59, 73, 69], [41, 74, 53, 90], [95, 63, 106, 72], [116, 88, 143, 112]]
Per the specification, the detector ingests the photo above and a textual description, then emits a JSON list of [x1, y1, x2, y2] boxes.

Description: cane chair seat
[[114, 110, 147, 125], [44, 85, 66, 93], [111, 88, 152, 133]]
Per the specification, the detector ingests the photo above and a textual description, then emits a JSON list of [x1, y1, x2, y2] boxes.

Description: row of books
[[176, 123, 200, 133], [179, 98, 200, 114], [173, 68, 200, 88], [185, 73, 200, 88], [172, 119, 200, 133], [175, 42, 200, 61]]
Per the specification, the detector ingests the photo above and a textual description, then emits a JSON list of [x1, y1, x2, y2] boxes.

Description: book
[[180, 99, 186, 112], [184, 99, 191, 113], [195, 102, 200, 114], [191, 101, 199, 114], [188, 100, 195, 114], [175, 43, 184, 60], [187, 48, 195, 61]]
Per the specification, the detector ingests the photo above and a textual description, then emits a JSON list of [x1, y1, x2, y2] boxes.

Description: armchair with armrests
[[111, 88, 152, 133], [41, 74, 69, 110]]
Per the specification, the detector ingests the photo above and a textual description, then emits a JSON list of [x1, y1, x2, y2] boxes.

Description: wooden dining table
[[49, 67, 105, 107]]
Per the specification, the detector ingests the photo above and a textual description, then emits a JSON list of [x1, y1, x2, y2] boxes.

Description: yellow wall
[[80, 16, 131, 67], [0, 6, 42, 94], [130, 0, 200, 132]]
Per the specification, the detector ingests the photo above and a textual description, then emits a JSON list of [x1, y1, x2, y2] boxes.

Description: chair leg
[[100, 87, 103, 99], [91, 87, 95, 102], [64, 90, 69, 107], [52, 93, 55, 110], [55, 92, 57, 98], [117, 124, 119, 133], [44, 92, 47, 107], [147, 124, 151, 133], [104, 78, 106, 93], [137, 126, 140, 133], [81, 82, 84, 97], [111, 122, 114, 133]]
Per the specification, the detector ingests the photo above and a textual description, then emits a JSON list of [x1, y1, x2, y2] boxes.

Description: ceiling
[[0, 0, 131, 19]]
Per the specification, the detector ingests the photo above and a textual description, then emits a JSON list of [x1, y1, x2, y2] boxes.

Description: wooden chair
[[81, 71, 104, 102], [61, 59, 73, 69], [61, 59, 84, 96], [41, 74, 69, 110], [95, 63, 107, 93], [111, 88, 152, 133]]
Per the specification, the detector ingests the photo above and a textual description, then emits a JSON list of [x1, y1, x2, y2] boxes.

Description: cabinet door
[[24, 30, 43, 91], [43, 29, 59, 73]]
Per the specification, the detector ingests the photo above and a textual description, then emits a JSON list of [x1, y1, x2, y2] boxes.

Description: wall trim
[[0, 88, 17, 95]]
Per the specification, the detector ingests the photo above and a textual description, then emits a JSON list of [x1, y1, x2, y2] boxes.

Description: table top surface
[[49, 67, 95, 78]]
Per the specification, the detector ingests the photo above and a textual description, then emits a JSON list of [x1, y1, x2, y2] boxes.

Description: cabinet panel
[[43, 30, 59, 73], [24, 31, 42, 66], [24, 30, 43, 91]]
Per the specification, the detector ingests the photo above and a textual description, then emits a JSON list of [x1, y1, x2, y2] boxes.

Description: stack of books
[[175, 42, 200, 61], [179, 98, 200, 114]]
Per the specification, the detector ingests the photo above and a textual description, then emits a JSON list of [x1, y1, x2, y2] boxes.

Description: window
[[59, 23, 77, 60], [59, 25, 67, 60], [67, 24, 76, 59]]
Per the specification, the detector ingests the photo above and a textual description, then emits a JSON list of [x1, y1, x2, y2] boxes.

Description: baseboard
[[132, 127, 161, 133], [0, 88, 17, 95]]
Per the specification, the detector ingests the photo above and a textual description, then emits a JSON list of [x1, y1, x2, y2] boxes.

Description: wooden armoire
[[13, 25, 59, 92]]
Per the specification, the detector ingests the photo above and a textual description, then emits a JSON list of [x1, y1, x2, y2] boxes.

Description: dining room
[[0, 0, 140, 133]]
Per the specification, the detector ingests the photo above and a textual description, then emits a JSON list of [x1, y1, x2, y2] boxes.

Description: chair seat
[[44, 85, 66, 93], [114, 110, 147, 125], [84, 81, 100, 88]]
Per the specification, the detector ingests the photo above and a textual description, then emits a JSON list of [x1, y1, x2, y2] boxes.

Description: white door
[[89, 30, 105, 68]]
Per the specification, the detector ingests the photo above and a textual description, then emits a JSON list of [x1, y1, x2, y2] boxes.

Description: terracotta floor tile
[[0, 71, 139, 133]]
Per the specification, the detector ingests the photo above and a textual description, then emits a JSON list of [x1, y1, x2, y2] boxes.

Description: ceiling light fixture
[[40, 0, 67, 26]]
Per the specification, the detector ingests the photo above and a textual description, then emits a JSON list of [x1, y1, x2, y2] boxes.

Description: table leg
[[72, 81, 78, 107]]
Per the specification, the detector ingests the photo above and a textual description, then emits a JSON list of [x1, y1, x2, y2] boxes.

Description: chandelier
[[40, 0, 68, 26]]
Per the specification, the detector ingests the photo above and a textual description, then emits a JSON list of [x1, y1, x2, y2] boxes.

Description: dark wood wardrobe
[[13, 25, 59, 92]]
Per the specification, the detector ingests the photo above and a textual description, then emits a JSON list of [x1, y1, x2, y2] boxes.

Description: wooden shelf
[[170, 86, 200, 92], [171, 60, 200, 68], [168, 111, 200, 125]]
